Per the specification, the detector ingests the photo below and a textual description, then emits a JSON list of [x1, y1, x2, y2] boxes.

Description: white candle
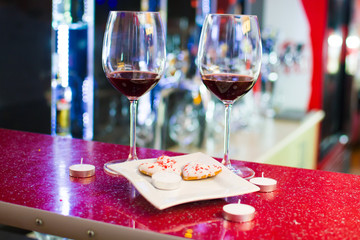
[[223, 200, 256, 222], [69, 158, 95, 178], [249, 172, 277, 192], [151, 171, 181, 190]]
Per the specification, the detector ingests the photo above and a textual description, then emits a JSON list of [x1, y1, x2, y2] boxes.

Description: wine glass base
[[226, 164, 255, 180], [104, 160, 126, 177]]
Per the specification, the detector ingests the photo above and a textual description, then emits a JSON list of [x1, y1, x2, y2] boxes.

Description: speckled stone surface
[[1, 128, 360, 239]]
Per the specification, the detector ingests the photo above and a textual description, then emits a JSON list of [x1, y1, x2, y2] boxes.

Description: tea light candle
[[249, 172, 277, 192], [152, 171, 181, 190], [223, 200, 255, 222], [69, 158, 95, 178]]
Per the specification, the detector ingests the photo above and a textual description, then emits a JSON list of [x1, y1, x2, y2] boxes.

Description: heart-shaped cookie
[[182, 162, 222, 180], [139, 155, 181, 176]]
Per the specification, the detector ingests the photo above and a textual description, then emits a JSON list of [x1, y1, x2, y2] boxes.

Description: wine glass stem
[[128, 100, 138, 161], [222, 103, 232, 167]]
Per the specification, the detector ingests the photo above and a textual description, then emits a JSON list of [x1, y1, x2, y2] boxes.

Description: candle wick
[[81, 158, 83, 165]]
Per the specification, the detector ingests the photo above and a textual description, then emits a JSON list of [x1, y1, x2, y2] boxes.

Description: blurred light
[[138, 93, 152, 125], [141, 0, 149, 11], [82, 78, 89, 103], [83, 0, 90, 22], [202, 0, 210, 15], [236, 24, 242, 40], [83, 76, 94, 140], [191, 0, 197, 8], [327, 32, 342, 74], [346, 35, 360, 49], [57, 24, 69, 87], [64, 87, 72, 102], [328, 33, 343, 47], [211, 25, 219, 40], [339, 135, 349, 144], [268, 72, 278, 82], [269, 52, 278, 64], [83, 112, 89, 124]]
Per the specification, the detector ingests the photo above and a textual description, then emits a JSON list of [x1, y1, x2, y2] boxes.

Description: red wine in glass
[[201, 74, 255, 102], [107, 70, 160, 99], [102, 11, 166, 175], [197, 14, 262, 179]]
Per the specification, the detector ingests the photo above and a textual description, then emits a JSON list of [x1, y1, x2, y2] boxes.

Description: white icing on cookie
[[182, 162, 222, 180], [139, 155, 181, 176]]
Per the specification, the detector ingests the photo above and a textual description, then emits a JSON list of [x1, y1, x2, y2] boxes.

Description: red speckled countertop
[[0, 128, 360, 239]]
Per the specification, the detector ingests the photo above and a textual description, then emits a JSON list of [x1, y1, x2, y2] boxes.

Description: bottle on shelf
[[51, 0, 94, 140]]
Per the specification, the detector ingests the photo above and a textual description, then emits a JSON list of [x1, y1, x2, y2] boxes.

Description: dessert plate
[[108, 152, 260, 210]]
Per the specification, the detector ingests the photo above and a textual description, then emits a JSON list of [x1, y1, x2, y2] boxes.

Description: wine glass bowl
[[197, 14, 262, 179], [102, 11, 166, 174]]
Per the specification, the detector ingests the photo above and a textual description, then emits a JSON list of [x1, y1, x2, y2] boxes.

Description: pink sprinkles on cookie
[[182, 162, 222, 180], [139, 155, 181, 176]]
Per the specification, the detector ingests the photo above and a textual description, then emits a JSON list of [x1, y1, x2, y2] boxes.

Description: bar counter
[[0, 128, 359, 239]]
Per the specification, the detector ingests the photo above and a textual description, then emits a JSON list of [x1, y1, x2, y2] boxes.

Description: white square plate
[[108, 152, 260, 210]]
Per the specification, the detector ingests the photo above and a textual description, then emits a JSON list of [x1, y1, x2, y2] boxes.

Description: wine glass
[[197, 14, 262, 179], [102, 11, 166, 174]]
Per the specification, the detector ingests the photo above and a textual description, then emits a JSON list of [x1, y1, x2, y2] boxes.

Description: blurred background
[[1, 0, 360, 176]]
